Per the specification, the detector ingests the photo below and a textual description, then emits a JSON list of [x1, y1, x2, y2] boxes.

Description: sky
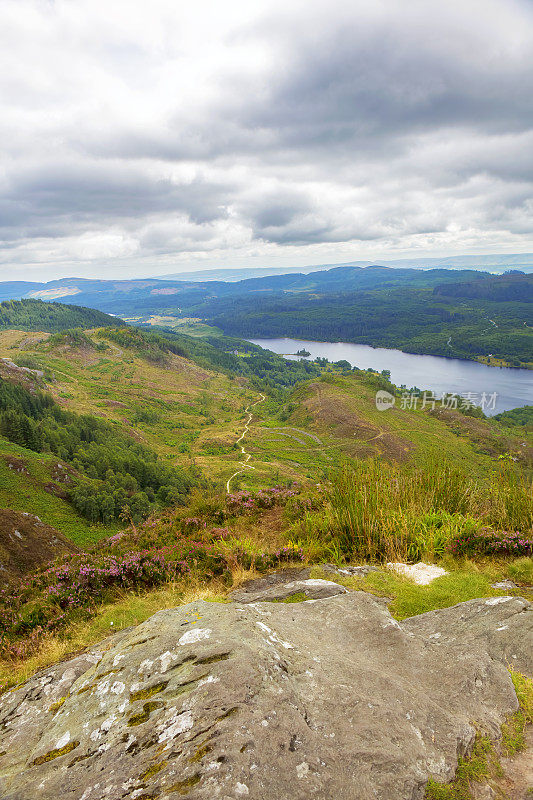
[[1, 0, 532, 282]]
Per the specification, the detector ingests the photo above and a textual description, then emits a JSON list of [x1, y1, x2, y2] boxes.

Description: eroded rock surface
[[402, 595, 533, 675], [321, 563, 380, 578], [0, 593, 531, 800], [229, 569, 347, 603]]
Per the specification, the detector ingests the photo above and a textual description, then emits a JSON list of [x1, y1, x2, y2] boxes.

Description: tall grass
[[328, 459, 532, 561], [485, 463, 533, 531]]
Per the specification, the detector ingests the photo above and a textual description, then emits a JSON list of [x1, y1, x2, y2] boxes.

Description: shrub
[[0, 524, 304, 660], [447, 527, 532, 558], [227, 485, 298, 514]]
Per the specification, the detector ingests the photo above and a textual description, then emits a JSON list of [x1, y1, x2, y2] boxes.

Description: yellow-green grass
[[0, 438, 118, 545], [1, 326, 339, 492], [246, 431, 342, 482], [0, 579, 230, 694], [1, 328, 529, 504], [0, 329, 257, 484], [311, 558, 532, 620], [235, 369, 524, 492], [283, 373, 529, 476], [507, 557, 533, 584]]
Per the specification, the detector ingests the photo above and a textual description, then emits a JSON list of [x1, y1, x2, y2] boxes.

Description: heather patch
[[447, 527, 533, 558], [0, 530, 303, 661], [226, 485, 299, 514]]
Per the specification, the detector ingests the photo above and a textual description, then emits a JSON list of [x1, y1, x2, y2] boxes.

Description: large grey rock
[[0, 593, 531, 800], [402, 595, 533, 675], [230, 569, 347, 603], [321, 563, 380, 578]]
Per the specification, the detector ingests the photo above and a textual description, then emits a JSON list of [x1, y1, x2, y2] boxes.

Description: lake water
[[248, 337, 532, 415]]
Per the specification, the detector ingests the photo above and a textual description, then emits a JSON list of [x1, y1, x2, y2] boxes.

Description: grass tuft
[[272, 592, 307, 603], [424, 670, 533, 799]]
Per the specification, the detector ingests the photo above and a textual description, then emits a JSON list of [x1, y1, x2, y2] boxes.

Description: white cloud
[[0, 0, 532, 280]]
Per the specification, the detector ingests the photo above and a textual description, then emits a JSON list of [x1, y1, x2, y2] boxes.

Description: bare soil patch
[[0, 508, 79, 582]]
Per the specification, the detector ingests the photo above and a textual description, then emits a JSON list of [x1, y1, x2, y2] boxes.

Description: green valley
[[0, 301, 531, 711]]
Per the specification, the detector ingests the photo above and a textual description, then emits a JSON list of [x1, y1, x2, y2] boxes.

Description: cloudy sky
[[1, 0, 532, 281]]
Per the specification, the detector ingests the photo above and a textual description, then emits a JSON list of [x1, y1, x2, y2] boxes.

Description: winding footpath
[[226, 393, 265, 493]]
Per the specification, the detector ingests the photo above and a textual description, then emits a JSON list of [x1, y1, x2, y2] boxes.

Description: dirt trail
[[226, 394, 266, 493]]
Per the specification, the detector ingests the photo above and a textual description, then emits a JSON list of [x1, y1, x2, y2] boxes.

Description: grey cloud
[[245, 189, 314, 232], [90, 3, 533, 166], [0, 0, 532, 275], [0, 162, 233, 242], [243, 1, 533, 143]]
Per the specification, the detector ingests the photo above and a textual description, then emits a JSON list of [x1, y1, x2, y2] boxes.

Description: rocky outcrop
[[321, 563, 380, 578], [402, 595, 532, 676], [229, 568, 348, 603], [0, 592, 531, 800], [0, 358, 44, 389], [0, 508, 79, 582]]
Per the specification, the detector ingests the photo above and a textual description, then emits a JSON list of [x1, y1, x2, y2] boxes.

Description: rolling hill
[[1, 268, 530, 366], [0, 268, 530, 367], [0, 266, 498, 314], [0, 298, 123, 331], [0, 302, 530, 561], [0, 299, 531, 710]]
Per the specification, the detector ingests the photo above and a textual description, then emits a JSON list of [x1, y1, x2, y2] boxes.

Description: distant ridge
[[156, 253, 533, 282], [155, 266, 323, 282]]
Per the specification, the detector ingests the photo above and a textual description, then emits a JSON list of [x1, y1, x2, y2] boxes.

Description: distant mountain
[[0, 266, 493, 316], [0, 282, 44, 301], [0, 254, 530, 316], [156, 266, 327, 281], [157, 253, 533, 281], [366, 253, 533, 272]]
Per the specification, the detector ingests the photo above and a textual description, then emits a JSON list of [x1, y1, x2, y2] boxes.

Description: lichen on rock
[[0, 592, 531, 799]]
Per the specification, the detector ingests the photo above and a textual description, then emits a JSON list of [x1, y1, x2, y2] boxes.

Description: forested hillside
[[0, 271, 530, 366], [433, 273, 533, 301], [0, 378, 197, 523], [202, 282, 532, 367], [0, 298, 122, 331]]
